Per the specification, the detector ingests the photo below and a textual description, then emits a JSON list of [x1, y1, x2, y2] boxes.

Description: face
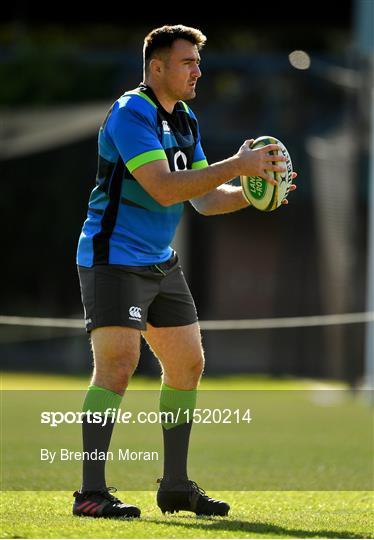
[[156, 39, 202, 101]]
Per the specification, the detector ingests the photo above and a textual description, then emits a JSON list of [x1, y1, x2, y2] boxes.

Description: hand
[[237, 139, 288, 185], [281, 172, 297, 205]]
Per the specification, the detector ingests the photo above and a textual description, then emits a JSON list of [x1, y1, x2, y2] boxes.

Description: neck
[[143, 79, 177, 114]]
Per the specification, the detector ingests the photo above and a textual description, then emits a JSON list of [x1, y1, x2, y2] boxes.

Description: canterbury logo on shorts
[[129, 306, 142, 321]]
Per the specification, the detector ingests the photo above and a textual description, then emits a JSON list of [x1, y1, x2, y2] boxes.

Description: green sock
[[81, 384, 122, 491], [82, 384, 122, 414], [160, 383, 197, 483]]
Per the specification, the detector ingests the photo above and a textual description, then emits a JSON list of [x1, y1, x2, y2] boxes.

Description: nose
[[193, 64, 202, 78]]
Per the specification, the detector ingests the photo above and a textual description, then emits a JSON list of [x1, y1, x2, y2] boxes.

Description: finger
[[268, 164, 287, 172], [262, 144, 285, 154], [263, 153, 288, 162], [291, 171, 298, 179], [289, 184, 297, 191], [260, 173, 278, 186], [245, 139, 255, 147], [281, 199, 289, 205]]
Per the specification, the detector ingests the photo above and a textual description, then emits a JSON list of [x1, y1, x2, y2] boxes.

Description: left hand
[[281, 172, 297, 205]]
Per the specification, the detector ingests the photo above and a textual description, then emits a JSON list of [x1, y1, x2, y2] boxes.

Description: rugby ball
[[240, 136, 293, 211]]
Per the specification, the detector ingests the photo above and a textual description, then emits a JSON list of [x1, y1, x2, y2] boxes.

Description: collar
[[138, 82, 178, 117]]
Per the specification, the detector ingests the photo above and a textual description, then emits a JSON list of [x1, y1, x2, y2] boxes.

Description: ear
[[149, 58, 163, 76]]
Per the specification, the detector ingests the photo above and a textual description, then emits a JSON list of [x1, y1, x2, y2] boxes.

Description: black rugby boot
[[73, 487, 141, 519], [156, 478, 230, 516]]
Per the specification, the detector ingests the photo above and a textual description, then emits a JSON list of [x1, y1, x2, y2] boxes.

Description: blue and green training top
[[76, 83, 208, 267]]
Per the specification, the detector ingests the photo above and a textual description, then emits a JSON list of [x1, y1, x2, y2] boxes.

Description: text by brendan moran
[[40, 448, 159, 463]]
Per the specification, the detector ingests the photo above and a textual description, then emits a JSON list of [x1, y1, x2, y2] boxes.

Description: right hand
[[236, 139, 288, 185]]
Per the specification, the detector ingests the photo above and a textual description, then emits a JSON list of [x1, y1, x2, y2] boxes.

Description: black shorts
[[77, 252, 198, 332]]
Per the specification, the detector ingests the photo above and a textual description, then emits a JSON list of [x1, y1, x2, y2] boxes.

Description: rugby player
[[74, 24, 296, 519]]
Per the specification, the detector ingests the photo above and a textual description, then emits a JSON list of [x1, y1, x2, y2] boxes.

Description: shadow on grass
[[146, 517, 366, 539]]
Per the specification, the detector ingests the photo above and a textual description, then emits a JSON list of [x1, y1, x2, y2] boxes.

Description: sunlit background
[[1, 0, 373, 386]]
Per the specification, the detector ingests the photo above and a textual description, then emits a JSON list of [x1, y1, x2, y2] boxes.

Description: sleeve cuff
[[191, 159, 209, 169], [126, 149, 167, 173]]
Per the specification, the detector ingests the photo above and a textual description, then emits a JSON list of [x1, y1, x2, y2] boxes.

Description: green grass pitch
[[1, 490, 372, 539], [1, 372, 373, 539]]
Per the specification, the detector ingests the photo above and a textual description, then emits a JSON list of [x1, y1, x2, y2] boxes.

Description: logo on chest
[[174, 150, 188, 171], [162, 120, 171, 134]]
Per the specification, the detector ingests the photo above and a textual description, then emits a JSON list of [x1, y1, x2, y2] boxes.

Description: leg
[[143, 322, 203, 482], [142, 322, 201, 485], [73, 326, 141, 519], [90, 325, 141, 394], [142, 323, 229, 516], [142, 322, 204, 390]]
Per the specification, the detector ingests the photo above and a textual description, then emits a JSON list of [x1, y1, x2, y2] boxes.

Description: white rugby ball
[[240, 136, 293, 212]]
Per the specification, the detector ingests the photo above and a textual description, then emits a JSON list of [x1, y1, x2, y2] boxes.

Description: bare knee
[[93, 351, 139, 394], [90, 327, 141, 394], [163, 352, 205, 389], [188, 354, 204, 380]]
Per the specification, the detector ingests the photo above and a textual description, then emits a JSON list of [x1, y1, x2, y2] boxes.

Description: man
[[74, 24, 296, 519]]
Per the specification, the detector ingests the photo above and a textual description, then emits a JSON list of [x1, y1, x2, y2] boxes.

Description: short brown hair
[[143, 24, 207, 73]]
